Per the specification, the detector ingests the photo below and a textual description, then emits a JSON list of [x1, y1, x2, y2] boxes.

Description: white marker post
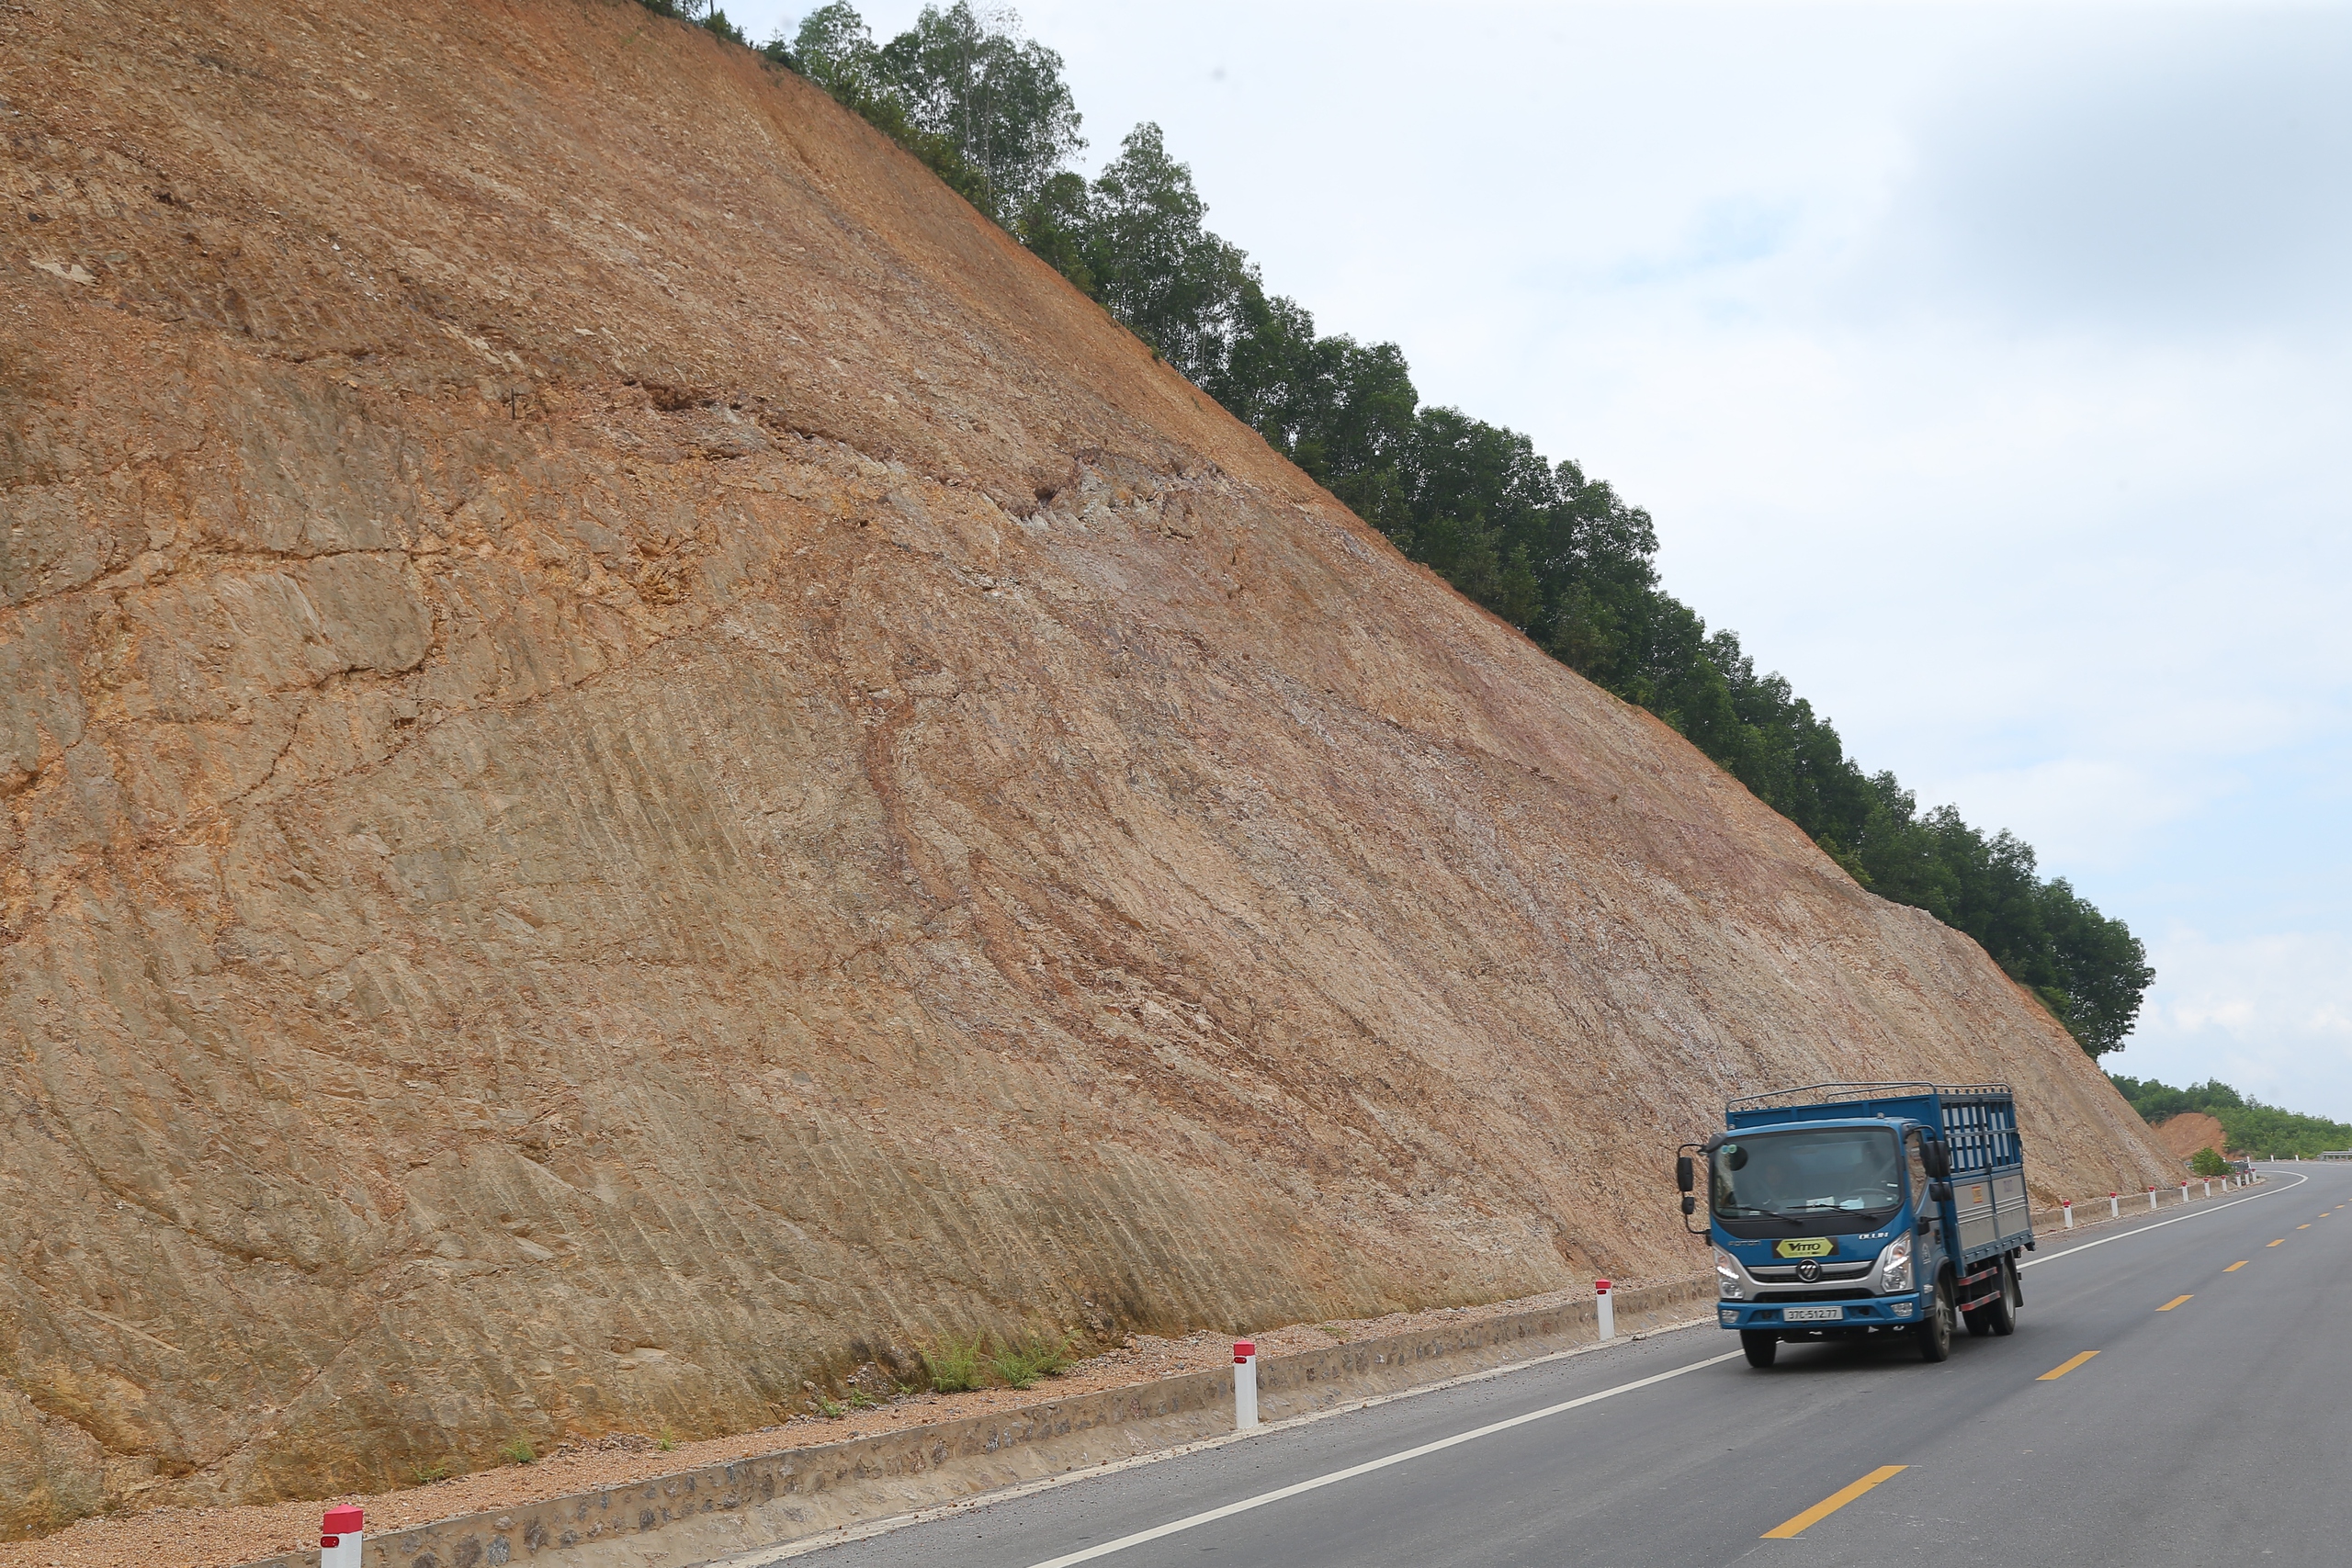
[[2062, 1199, 2074, 1229], [2182, 1182, 2191, 1204], [2149, 1187, 2159, 1212], [2203, 1180, 2212, 1197], [1232, 1340, 1258, 1431], [2110, 1192, 2120, 1219], [321, 1506, 363, 1568], [1595, 1279, 1615, 1343]]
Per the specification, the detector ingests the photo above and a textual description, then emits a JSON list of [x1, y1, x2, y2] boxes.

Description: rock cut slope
[[0, 0, 2171, 1536]]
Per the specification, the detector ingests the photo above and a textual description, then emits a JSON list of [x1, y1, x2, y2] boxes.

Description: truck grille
[[1750, 1262, 1871, 1281], [1755, 1287, 1873, 1303]]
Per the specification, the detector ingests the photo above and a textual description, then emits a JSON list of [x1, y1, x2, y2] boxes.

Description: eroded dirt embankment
[[2150, 1112, 2229, 1161], [0, 0, 2174, 1538]]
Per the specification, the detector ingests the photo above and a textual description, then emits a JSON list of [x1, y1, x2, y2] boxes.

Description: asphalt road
[[760, 1165, 2349, 1568]]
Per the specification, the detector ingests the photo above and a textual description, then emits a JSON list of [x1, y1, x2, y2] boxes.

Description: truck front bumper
[[1716, 1292, 1927, 1331]]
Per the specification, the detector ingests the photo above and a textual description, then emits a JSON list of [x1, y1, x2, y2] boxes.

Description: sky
[[724, 2, 2352, 1120]]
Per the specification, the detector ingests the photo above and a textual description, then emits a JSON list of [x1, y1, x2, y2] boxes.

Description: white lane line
[[1014, 1349, 1745, 1567], [2021, 1170, 2310, 1270]]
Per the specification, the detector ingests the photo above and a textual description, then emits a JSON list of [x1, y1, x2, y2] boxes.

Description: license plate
[[1783, 1305, 1845, 1323]]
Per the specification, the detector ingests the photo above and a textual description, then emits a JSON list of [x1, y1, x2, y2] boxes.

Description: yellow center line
[[2158, 1294, 2194, 1311], [2224, 1261, 2249, 1272], [2038, 1350, 2099, 1381], [1762, 1465, 1909, 1539], [2299, 1224, 2312, 1230], [2270, 1239, 2286, 1246]]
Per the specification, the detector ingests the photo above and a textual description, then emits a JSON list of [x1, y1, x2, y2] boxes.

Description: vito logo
[[1774, 1237, 1834, 1258]]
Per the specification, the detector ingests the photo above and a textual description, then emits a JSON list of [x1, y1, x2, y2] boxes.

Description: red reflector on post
[[323, 1507, 364, 1532], [321, 1538, 339, 1550], [1232, 1339, 1255, 1363], [1594, 1279, 1611, 1294]]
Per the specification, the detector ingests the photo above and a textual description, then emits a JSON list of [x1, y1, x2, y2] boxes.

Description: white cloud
[[1919, 758, 2224, 875], [1860, 10, 2352, 335], [2111, 928, 2352, 1123]]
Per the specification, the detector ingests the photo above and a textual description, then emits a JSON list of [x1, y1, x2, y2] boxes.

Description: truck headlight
[[1714, 1247, 1744, 1300], [1880, 1231, 1914, 1294]]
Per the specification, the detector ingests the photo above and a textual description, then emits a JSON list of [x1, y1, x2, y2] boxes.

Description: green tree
[[635, 0, 751, 45], [793, 2, 888, 97], [877, 4, 1084, 223], [2190, 1146, 2232, 1177], [1014, 169, 1097, 295], [1082, 124, 1255, 380], [793, 4, 991, 206]]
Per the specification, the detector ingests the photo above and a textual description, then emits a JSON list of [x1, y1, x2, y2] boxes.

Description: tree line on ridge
[[640, 0, 2154, 1058], [2109, 1077, 2352, 1160]]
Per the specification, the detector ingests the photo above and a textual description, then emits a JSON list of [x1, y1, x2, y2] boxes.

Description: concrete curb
[[234, 1278, 1711, 1568], [2029, 1171, 2269, 1239]]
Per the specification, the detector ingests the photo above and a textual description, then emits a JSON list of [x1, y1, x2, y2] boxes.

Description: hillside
[[0, 0, 2173, 1537], [786, 4, 2155, 1060]]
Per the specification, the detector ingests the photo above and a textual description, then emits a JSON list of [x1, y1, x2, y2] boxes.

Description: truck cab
[[1678, 1083, 2033, 1366]]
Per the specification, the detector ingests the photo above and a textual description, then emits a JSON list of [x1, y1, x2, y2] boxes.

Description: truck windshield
[[1712, 1128, 1904, 1233]]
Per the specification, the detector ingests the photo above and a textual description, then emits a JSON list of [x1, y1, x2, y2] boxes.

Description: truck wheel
[[1915, 1277, 1954, 1363], [1740, 1330, 1779, 1368], [1985, 1258, 2018, 1337]]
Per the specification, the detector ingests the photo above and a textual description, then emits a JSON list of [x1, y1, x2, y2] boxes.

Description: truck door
[[1905, 1131, 1941, 1263]]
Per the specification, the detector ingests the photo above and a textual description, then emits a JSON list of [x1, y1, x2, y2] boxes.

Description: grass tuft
[[988, 1333, 1074, 1390], [920, 1337, 985, 1393]]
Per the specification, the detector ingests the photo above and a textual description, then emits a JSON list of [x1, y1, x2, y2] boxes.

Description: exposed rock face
[[0, 0, 2172, 1537]]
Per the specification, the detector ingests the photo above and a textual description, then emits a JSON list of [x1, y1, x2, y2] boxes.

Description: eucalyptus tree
[[1080, 124, 1257, 382], [878, 4, 1084, 224]]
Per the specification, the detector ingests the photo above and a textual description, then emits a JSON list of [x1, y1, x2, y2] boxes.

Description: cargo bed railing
[[1726, 1081, 2015, 1115]]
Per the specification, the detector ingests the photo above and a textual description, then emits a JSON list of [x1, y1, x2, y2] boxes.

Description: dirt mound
[[2150, 1112, 2231, 1162], [0, 0, 2175, 1537]]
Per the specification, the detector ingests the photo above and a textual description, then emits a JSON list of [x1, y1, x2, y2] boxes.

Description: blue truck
[[1676, 1082, 2034, 1366]]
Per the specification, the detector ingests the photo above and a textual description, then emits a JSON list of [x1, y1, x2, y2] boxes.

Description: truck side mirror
[[1680, 1194, 1697, 1217], [1928, 1179, 1952, 1204], [1925, 1141, 1951, 1179], [1675, 1155, 1695, 1193]]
